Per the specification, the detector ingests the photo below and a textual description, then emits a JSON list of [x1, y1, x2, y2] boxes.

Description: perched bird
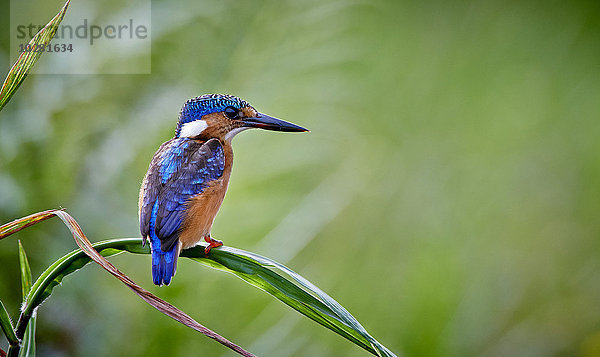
[[139, 94, 308, 286]]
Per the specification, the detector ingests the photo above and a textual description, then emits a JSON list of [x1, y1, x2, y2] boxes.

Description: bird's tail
[[151, 239, 179, 286]]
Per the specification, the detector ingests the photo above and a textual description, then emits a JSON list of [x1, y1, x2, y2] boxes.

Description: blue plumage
[[175, 94, 248, 137], [149, 201, 178, 285], [158, 140, 189, 183], [140, 138, 225, 285]]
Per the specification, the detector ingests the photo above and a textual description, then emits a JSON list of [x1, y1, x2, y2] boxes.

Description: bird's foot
[[204, 236, 223, 255]]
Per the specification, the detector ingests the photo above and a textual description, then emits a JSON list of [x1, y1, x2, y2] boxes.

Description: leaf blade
[[185, 246, 397, 357], [218, 247, 397, 357], [17, 242, 35, 357], [2, 210, 396, 356], [0, 300, 18, 348], [183, 249, 380, 354], [0, 0, 71, 111], [0, 210, 58, 241], [18, 241, 32, 299]]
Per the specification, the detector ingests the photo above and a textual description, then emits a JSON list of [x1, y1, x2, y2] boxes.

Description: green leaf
[[20, 238, 396, 357], [183, 246, 397, 357], [2, 210, 396, 356], [18, 241, 32, 299], [0, 0, 71, 111], [23, 240, 136, 311], [17, 242, 35, 357], [0, 300, 18, 349]]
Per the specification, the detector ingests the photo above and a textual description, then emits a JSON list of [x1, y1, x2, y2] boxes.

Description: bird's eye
[[224, 106, 240, 119]]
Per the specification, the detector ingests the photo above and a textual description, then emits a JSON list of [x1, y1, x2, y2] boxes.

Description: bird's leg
[[204, 235, 223, 255]]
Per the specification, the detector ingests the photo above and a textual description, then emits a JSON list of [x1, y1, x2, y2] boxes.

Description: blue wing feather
[[139, 138, 225, 285], [141, 138, 225, 247]]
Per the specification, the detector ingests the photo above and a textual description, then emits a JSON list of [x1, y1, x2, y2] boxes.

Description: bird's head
[[174, 94, 308, 141]]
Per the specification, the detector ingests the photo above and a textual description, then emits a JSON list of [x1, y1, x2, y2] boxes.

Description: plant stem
[[6, 347, 17, 357], [14, 312, 30, 342], [6, 312, 29, 357]]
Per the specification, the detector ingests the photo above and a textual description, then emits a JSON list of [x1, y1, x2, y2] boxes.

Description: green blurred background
[[1, 0, 600, 356]]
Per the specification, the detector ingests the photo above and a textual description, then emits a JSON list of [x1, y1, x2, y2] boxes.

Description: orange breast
[[178, 141, 233, 249]]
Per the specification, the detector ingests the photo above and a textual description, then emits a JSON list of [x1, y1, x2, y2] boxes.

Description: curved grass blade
[[0, 0, 71, 111], [1, 210, 397, 356], [220, 247, 397, 357], [14, 237, 396, 356], [3, 211, 254, 357], [0, 210, 59, 240], [17, 242, 35, 357], [182, 247, 397, 357]]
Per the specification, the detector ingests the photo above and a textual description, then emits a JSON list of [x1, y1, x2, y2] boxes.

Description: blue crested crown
[[175, 94, 249, 137]]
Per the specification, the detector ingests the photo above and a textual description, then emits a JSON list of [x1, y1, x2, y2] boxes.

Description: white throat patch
[[179, 120, 208, 138], [224, 127, 249, 141]]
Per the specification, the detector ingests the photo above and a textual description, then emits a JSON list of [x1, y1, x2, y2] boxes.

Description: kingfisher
[[139, 94, 308, 286]]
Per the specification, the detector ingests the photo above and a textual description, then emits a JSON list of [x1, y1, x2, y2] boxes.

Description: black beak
[[242, 113, 309, 132]]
